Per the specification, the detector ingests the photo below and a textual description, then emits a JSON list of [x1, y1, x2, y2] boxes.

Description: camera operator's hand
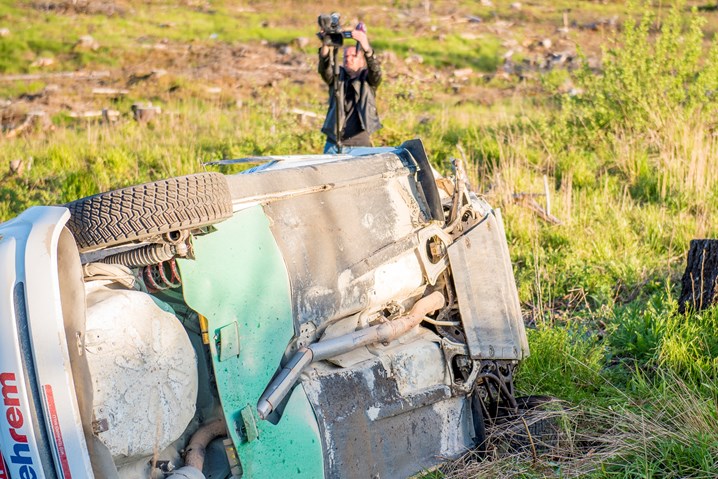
[[318, 30, 331, 57], [351, 28, 371, 54]]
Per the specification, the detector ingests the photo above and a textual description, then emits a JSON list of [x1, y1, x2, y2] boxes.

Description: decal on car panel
[[0, 449, 9, 479], [1, 371, 37, 478], [43, 385, 72, 479]]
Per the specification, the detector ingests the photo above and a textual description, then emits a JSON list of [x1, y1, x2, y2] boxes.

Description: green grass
[[3, 1, 718, 477]]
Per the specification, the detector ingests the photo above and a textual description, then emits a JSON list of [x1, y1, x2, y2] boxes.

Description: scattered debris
[[142, 43, 168, 50], [31, 57, 55, 68], [127, 69, 166, 86], [557, 10, 570, 36], [18, 90, 44, 101], [294, 37, 310, 49], [467, 15, 482, 23], [69, 109, 120, 123], [513, 193, 562, 225], [131, 102, 161, 122], [0, 28, 9, 37], [290, 108, 319, 125], [453, 68, 473, 79], [0, 71, 110, 82], [5, 110, 48, 139], [510, 2, 522, 10], [1, 157, 32, 185], [75, 35, 100, 51], [92, 87, 129, 96], [278, 44, 292, 56], [9, 159, 25, 175], [31, 1, 126, 16], [205, 86, 222, 94]]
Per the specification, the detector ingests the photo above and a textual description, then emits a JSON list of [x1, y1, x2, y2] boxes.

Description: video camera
[[317, 13, 353, 48]]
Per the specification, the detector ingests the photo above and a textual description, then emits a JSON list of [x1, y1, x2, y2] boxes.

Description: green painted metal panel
[[178, 206, 324, 479]]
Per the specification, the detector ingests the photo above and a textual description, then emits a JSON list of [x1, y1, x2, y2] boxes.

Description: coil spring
[[144, 258, 182, 292]]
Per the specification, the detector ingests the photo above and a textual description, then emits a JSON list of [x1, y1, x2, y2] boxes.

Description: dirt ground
[[0, 0, 631, 129]]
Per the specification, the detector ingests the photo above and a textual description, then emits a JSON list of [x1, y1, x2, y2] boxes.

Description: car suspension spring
[[102, 243, 175, 268], [144, 258, 182, 292]]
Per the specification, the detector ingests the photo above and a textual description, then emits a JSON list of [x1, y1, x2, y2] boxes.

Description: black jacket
[[318, 49, 382, 144]]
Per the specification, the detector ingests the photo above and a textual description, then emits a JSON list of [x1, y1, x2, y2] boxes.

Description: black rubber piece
[[504, 396, 561, 454], [65, 172, 233, 251]]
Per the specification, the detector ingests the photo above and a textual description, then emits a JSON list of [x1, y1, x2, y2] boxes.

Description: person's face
[[343, 48, 366, 75]]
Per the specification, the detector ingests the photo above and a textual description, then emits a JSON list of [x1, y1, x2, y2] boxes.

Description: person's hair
[[343, 47, 364, 58]]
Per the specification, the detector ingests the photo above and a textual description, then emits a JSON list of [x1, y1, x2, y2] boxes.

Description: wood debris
[[513, 193, 562, 225], [69, 109, 120, 122], [131, 103, 161, 122], [0, 71, 110, 82], [5, 111, 47, 138], [92, 87, 129, 96]]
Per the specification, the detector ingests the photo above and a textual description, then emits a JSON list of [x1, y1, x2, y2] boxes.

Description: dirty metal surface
[[302, 334, 476, 479], [260, 156, 431, 331], [224, 152, 415, 206], [447, 212, 528, 360], [179, 206, 324, 479]]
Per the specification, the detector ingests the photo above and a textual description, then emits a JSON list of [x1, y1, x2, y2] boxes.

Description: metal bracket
[[240, 405, 259, 442], [415, 225, 453, 285], [218, 321, 240, 361]]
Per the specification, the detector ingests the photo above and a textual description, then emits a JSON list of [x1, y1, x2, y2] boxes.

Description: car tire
[[65, 172, 233, 252]]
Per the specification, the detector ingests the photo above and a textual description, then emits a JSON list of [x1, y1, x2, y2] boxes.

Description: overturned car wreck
[[0, 139, 528, 479]]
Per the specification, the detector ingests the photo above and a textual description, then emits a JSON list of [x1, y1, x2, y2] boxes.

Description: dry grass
[[443, 377, 718, 479]]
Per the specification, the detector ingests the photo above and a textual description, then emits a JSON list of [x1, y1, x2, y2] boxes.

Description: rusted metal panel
[[301, 332, 476, 479], [448, 212, 527, 360]]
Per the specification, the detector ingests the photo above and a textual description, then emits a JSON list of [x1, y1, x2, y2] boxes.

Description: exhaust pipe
[[167, 419, 228, 479], [257, 291, 445, 419]]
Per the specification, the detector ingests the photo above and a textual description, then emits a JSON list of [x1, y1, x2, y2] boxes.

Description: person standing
[[318, 25, 383, 154]]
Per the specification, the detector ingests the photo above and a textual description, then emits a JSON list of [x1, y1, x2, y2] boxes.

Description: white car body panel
[[0, 207, 94, 479]]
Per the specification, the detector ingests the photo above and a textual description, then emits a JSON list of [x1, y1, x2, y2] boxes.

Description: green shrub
[[516, 323, 606, 402]]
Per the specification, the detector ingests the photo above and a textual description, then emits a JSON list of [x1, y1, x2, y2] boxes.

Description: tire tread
[[65, 172, 233, 251]]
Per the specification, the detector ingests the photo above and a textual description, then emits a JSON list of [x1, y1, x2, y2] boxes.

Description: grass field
[[2, 0, 718, 477]]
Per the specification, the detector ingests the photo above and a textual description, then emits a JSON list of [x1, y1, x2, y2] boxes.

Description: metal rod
[[333, 46, 343, 152], [257, 291, 445, 420]]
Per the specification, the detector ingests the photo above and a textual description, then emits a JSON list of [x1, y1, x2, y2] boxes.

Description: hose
[[422, 315, 460, 327], [185, 419, 228, 470], [165, 418, 228, 479]]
